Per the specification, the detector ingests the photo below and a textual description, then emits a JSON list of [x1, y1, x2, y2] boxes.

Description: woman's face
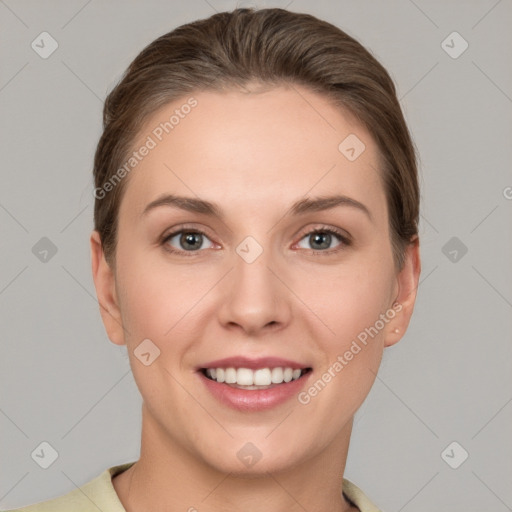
[[92, 84, 419, 474]]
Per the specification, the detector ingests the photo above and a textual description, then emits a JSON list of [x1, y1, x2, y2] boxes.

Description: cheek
[[303, 260, 393, 337], [338, 273, 390, 331], [116, 250, 211, 343], [297, 256, 395, 386]]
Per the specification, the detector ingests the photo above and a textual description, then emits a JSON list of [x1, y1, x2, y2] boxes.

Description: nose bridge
[[218, 231, 290, 332], [233, 232, 277, 300]]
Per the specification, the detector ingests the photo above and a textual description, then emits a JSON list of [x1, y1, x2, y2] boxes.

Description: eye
[[295, 226, 351, 254], [161, 225, 351, 257], [162, 229, 215, 255]]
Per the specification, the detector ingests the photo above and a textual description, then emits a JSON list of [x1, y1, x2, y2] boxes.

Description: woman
[[11, 7, 421, 512]]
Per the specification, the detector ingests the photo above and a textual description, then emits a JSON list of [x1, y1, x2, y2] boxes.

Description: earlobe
[[384, 236, 421, 348], [90, 230, 126, 346]]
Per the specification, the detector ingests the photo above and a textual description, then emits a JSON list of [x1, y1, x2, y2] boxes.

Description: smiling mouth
[[200, 367, 313, 390]]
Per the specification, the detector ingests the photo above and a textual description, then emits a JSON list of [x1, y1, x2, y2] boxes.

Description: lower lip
[[197, 370, 312, 412]]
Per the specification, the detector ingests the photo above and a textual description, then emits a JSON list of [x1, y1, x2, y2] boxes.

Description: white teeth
[[271, 367, 283, 384], [237, 368, 254, 386], [254, 368, 271, 386], [225, 367, 237, 384], [204, 366, 306, 386]]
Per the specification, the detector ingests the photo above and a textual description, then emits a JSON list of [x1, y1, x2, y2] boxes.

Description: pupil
[[311, 232, 330, 250], [182, 232, 202, 250]]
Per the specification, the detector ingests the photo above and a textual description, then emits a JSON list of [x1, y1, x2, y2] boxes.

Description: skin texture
[[90, 84, 421, 512]]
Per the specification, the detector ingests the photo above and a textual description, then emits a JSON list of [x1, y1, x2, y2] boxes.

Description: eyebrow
[[141, 193, 373, 222]]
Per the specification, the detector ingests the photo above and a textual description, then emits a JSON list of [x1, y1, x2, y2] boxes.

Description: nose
[[217, 240, 292, 336]]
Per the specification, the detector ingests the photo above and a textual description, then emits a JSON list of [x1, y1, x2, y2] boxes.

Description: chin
[[198, 439, 305, 476]]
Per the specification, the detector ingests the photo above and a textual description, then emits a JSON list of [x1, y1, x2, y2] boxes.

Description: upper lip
[[197, 356, 311, 371]]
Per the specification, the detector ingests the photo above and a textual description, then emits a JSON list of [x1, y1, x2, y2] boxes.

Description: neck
[[113, 403, 358, 512]]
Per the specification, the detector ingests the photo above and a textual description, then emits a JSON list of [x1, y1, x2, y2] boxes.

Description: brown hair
[[93, 7, 419, 270]]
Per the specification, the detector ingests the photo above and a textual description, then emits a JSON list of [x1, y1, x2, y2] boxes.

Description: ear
[[384, 236, 421, 348], [90, 230, 126, 346]]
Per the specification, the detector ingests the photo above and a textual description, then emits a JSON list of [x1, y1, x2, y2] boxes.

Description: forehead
[[119, 85, 386, 223]]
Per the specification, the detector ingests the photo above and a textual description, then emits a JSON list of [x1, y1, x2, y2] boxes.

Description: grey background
[[1, 0, 511, 510]]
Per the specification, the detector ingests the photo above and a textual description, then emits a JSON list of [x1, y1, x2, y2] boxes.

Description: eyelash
[[161, 224, 352, 257]]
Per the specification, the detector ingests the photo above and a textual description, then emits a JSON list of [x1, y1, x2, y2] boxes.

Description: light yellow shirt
[[6, 461, 381, 511]]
